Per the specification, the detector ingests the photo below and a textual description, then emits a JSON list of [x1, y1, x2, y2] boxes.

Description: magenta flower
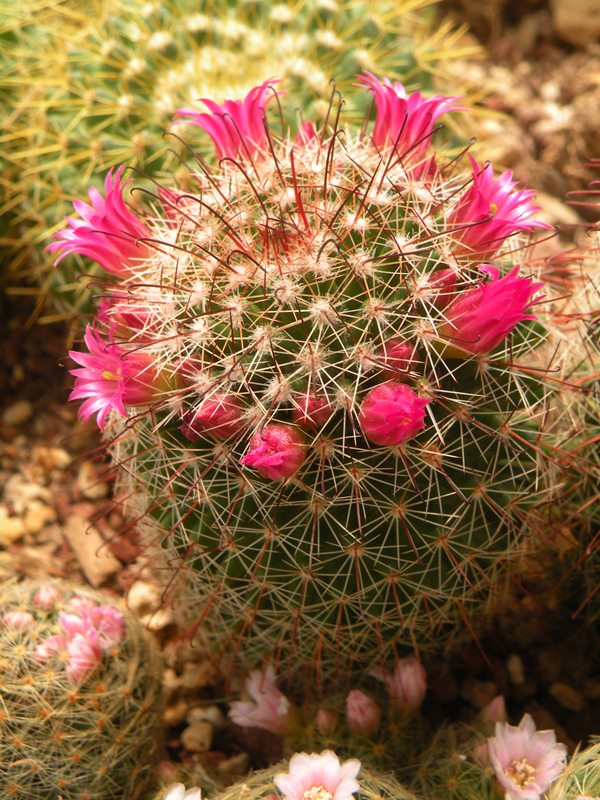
[[240, 424, 306, 481], [228, 665, 294, 735], [359, 382, 430, 447], [488, 714, 567, 800], [2, 610, 35, 630], [33, 584, 62, 610], [449, 156, 551, 258], [358, 71, 460, 163], [345, 690, 381, 737], [69, 325, 169, 429], [274, 750, 361, 800], [180, 393, 246, 442], [292, 391, 332, 429], [47, 166, 151, 276], [371, 657, 427, 713], [379, 338, 418, 380], [83, 604, 125, 649], [438, 265, 544, 356], [174, 79, 279, 162]]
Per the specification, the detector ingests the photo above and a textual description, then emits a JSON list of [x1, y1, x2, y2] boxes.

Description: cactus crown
[[54, 75, 594, 682]]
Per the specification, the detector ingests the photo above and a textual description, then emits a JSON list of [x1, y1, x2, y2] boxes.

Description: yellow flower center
[[101, 370, 119, 381], [505, 757, 536, 788], [303, 787, 333, 800], [490, 202, 498, 213]]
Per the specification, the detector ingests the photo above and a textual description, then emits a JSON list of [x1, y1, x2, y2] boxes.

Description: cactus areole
[[54, 76, 589, 680]]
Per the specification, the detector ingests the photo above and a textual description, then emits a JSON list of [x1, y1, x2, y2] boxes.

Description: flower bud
[[359, 382, 430, 447], [480, 695, 508, 724], [2, 610, 35, 630], [33, 584, 62, 610], [372, 657, 427, 713], [315, 708, 338, 735], [345, 689, 381, 737], [240, 424, 306, 481], [380, 339, 418, 380], [292, 391, 331, 429], [181, 393, 246, 441]]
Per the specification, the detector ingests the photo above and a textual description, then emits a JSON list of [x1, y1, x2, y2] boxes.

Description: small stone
[[77, 461, 110, 500], [551, 0, 600, 45], [163, 667, 179, 694], [461, 678, 499, 710], [181, 721, 213, 753], [23, 502, 57, 534], [2, 400, 34, 427], [140, 607, 175, 631], [0, 510, 25, 545], [179, 661, 215, 690], [583, 678, 600, 701], [163, 700, 189, 727], [127, 580, 162, 615], [33, 446, 71, 471], [506, 654, 526, 686], [549, 682, 585, 711], [62, 513, 120, 587], [216, 752, 250, 777], [187, 705, 227, 730]]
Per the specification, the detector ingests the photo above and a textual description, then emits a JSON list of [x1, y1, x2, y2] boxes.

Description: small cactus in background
[[0, 579, 163, 800], [0, 0, 481, 316], [53, 75, 596, 682]]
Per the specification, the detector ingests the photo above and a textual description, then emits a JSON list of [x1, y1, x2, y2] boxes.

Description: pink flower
[[84, 604, 125, 649], [180, 393, 246, 442], [423, 268, 458, 309], [2, 610, 35, 630], [64, 596, 97, 614], [488, 714, 567, 800], [315, 709, 338, 736], [58, 610, 92, 639], [33, 584, 62, 610], [47, 166, 151, 276], [345, 690, 381, 737], [481, 695, 508, 724], [371, 657, 427, 713], [163, 784, 202, 800], [292, 391, 332, 429], [174, 80, 280, 162], [359, 382, 430, 447], [240, 424, 306, 481], [358, 71, 460, 163], [294, 120, 319, 149], [65, 630, 103, 683], [449, 156, 551, 258], [34, 634, 67, 662], [379, 339, 418, 380], [438, 265, 544, 355], [274, 750, 361, 800], [228, 665, 294, 735], [69, 325, 170, 429]]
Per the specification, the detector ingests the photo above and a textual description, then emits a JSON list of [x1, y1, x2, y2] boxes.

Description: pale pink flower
[[359, 382, 430, 447], [65, 630, 103, 683], [34, 634, 67, 662], [58, 610, 92, 639], [33, 584, 62, 610], [69, 325, 170, 429], [481, 695, 508, 724], [47, 166, 151, 276], [449, 156, 551, 258], [292, 391, 332, 429], [315, 709, 338, 736], [379, 338, 418, 380], [2, 610, 35, 630], [163, 783, 202, 800], [180, 393, 246, 442], [371, 657, 427, 713], [174, 80, 280, 162], [84, 604, 125, 649], [64, 596, 97, 614], [228, 665, 294, 735], [488, 713, 567, 800], [274, 750, 361, 800], [438, 265, 544, 355], [358, 71, 460, 163], [345, 690, 381, 737], [240, 424, 306, 481]]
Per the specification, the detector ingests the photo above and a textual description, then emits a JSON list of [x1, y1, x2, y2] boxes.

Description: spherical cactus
[[0, 579, 163, 800], [53, 75, 596, 682], [547, 740, 600, 800], [0, 0, 481, 314]]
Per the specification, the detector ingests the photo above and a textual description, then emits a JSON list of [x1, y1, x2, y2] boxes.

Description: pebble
[[163, 700, 189, 727], [179, 661, 215, 691], [0, 510, 25, 545], [62, 513, 121, 587], [216, 752, 250, 777], [181, 720, 213, 753], [23, 502, 57, 534], [77, 461, 110, 500], [2, 400, 34, 427], [549, 682, 585, 712], [461, 678, 499, 710], [187, 705, 227, 730], [127, 580, 163, 616], [140, 606, 176, 632], [506, 654, 526, 686]]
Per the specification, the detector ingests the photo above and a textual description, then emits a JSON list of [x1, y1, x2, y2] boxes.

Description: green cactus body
[[0, 580, 163, 800], [547, 740, 600, 800], [42, 80, 591, 682], [0, 0, 481, 314]]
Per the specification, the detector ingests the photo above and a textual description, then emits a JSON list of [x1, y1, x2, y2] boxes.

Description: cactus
[[52, 75, 597, 683], [547, 739, 600, 800], [0, 0, 481, 316], [0, 579, 163, 800]]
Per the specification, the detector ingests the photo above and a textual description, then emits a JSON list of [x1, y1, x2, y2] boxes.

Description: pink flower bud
[[438, 265, 544, 356], [345, 690, 381, 737], [380, 339, 418, 380], [425, 268, 458, 309], [473, 741, 489, 766], [180, 393, 246, 442], [372, 657, 427, 713], [2, 610, 35, 630], [229, 665, 295, 735], [240, 424, 306, 481], [292, 391, 331, 429], [480, 695, 508, 724], [85, 604, 125, 649], [359, 382, 430, 447], [33, 584, 62, 610], [65, 630, 103, 683], [34, 634, 66, 662], [315, 708, 338, 735], [58, 611, 91, 639]]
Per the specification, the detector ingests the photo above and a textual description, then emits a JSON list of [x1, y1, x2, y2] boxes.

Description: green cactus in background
[[51, 75, 597, 683], [0, 0, 481, 317], [0, 579, 163, 800]]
